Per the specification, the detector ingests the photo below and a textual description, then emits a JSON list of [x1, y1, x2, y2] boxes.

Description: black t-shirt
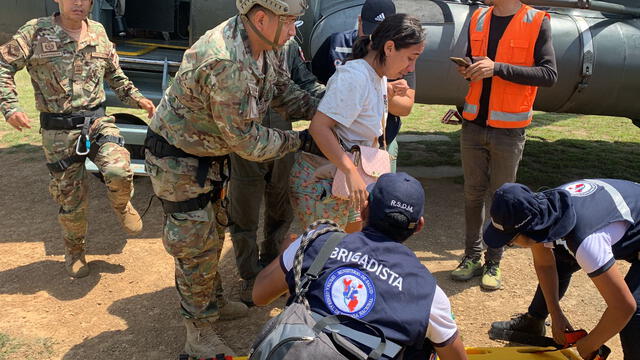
[[465, 13, 557, 127]]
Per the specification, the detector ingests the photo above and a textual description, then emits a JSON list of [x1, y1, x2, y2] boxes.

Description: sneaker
[[114, 202, 142, 234], [183, 318, 235, 358], [481, 260, 502, 290], [218, 299, 248, 321], [451, 255, 483, 281], [240, 278, 255, 306], [491, 313, 546, 337]]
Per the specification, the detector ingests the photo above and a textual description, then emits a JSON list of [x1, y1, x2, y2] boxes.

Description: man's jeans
[[460, 121, 526, 263]]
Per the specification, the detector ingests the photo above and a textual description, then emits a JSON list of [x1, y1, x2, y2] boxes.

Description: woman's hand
[[346, 168, 368, 212], [551, 311, 574, 345], [387, 79, 409, 98]]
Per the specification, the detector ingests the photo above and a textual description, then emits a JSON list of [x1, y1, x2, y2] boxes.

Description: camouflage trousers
[[42, 115, 133, 253], [145, 151, 228, 320]]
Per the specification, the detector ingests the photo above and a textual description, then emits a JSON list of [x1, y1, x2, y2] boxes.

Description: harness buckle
[[74, 116, 93, 155]]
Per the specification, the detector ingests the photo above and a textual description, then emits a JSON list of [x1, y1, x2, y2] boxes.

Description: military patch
[[91, 52, 109, 59], [0, 39, 24, 63], [38, 51, 63, 58], [74, 63, 84, 75], [42, 41, 58, 52]]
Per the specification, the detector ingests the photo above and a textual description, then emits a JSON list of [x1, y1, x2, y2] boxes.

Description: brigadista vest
[[462, 5, 548, 128], [285, 226, 436, 354], [557, 179, 640, 261]]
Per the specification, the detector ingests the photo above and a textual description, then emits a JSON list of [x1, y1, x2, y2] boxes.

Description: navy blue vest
[[556, 179, 640, 260], [286, 226, 436, 352]]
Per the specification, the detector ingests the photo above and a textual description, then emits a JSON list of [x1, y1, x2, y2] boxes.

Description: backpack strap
[[310, 312, 403, 359], [306, 231, 347, 279], [294, 230, 346, 302], [292, 220, 344, 300]]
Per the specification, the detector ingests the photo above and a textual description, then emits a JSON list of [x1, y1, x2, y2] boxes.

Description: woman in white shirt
[[290, 14, 426, 231]]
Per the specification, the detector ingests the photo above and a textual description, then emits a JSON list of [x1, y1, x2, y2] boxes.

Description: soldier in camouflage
[[229, 38, 324, 305], [0, 0, 155, 278], [143, 0, 318, 357]]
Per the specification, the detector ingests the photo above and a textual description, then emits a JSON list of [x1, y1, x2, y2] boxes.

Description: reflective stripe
[[334, 46, 352, 54], [476, 8, 490, 32], [524, 8, 539, 23], [464, 103, 478, 115], [490, 110, 532, 122], [588, 179, 635, 223]]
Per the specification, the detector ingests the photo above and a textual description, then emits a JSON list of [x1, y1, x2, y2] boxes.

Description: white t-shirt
[[317, 59, 387, 149], [280, 235, 459, 347], [548, 221, 630, 277]]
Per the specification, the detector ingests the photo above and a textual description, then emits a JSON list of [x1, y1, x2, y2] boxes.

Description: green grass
[[398, 103, 640, 189], [0, 332, 56, 360], [0, 70, 147, 151], [5, 69, 640, 190]]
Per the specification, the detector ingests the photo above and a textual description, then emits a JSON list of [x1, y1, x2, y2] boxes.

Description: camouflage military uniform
[[145, 16, 320, 321], [229, 39, 324, 284], [0, 15, 144, 255]]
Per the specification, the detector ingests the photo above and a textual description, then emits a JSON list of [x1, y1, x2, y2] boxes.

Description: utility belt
[[144, 129, 229, 215], [39, 104, 106, 130], [40, 105, 125, 173]]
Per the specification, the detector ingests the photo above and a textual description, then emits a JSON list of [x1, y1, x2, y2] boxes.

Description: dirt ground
[[0, 150, 627, 359]]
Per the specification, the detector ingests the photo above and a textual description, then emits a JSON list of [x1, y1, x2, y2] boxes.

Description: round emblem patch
[[323, 267, 376, 318], [564, 181, 598, 197]]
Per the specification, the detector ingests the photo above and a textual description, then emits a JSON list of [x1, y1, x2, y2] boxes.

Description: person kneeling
[[252, 173, 467, 359]]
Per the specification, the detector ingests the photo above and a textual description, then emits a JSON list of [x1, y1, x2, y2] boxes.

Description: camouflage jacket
[[0, 14, 144, 120], [264, 38, 324, 130], [149, 16, 321, 161]]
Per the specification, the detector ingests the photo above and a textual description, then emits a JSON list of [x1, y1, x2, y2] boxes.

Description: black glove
[[298, 129, 324, 157]]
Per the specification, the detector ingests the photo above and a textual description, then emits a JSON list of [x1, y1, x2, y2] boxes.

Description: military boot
[[239, 278, 255, 306], [113, 201, 142, 234], [218, 299, 249, 321], [64, 248, 89, 278], [183, 318, 234, 358], [491, 313, 546, 337]]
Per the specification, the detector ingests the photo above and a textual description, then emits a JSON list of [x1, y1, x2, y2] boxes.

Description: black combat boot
[[491, 313, 546, 336]]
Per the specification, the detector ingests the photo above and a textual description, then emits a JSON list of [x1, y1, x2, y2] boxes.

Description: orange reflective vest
[[462, 5, 548, 128]]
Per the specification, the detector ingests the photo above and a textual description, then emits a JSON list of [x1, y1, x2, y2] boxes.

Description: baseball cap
[[361, 0, 396, 35], [366, 172, 424, 230], [484, 183, 577, 248]]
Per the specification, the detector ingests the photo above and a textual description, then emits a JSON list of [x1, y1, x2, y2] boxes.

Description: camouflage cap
[[236, 0, 308, 17]]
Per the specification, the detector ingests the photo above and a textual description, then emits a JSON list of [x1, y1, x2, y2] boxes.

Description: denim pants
[[460, 121, 526, 263]]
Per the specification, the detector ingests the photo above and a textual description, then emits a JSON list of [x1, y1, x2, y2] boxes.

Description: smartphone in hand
[[449, 56, 471, 68]]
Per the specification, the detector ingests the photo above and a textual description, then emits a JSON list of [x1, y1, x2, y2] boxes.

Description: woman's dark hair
[[351, 14, 425, 65]]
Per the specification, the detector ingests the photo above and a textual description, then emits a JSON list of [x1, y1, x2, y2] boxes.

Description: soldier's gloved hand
[[298, 129, 325, 157], [298, 129, 313, 152], [6, 112, 32, 132]]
